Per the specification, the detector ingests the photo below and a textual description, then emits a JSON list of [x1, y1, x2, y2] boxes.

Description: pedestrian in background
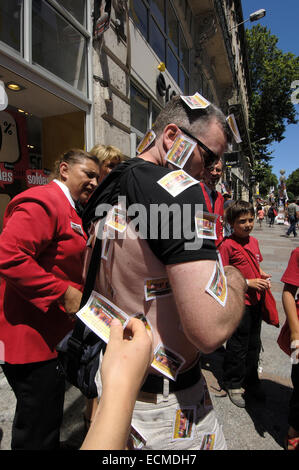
[[286, 199, 298, 237], [90, 144, 127, 183], [280, 247, 299, 450], [0, 149, 100, 450]]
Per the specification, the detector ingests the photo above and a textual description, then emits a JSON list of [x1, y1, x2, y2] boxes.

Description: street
[[0, 220, 297, 451]]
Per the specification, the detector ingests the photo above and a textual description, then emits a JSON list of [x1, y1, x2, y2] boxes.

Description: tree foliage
[[253, 163, 278, 196], [246, 25, 299, 160], [286, 168, 299, 198]]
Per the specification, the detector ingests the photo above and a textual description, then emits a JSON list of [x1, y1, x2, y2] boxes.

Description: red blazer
[[0, 181, 87, 364], [200, 182, 224, 246]]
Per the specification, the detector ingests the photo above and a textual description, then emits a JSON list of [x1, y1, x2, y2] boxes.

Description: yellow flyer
[[151, 343, 185, 381], [205, 261, 227, 307], [157, 170, 198, 197], [172, 406, 196, 440]]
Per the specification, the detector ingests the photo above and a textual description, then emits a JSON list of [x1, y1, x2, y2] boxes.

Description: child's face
[[232, 211, 255, 238]]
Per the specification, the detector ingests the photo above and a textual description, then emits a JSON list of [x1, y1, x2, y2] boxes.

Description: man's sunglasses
[[179, 127, 219, 168]]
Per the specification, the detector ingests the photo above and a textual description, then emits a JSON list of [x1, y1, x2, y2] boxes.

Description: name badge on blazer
[[70, 221, 84, 236]]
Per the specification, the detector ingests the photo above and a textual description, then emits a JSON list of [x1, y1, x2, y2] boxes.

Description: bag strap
[[67, 158, 147, 350]]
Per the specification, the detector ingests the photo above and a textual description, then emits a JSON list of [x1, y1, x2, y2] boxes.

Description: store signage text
[[26, 169, 49, 187], [156, 73, 177, 103], [0, 162, 14, 188]]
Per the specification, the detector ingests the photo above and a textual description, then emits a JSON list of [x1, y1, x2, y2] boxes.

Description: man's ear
[[162, 124, 180, 152]]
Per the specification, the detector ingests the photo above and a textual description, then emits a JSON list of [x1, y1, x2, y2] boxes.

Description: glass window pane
[[58, 0, 86, 25], [151, 0, 164, 30], [167, 3, 178, 54], [167, 46, 178, 83], [131, 85, 149, 134], [179, 29, 189, 72], [0, 0, 22, 53], [152, 103, 161, 127], [179, 67, 189, 95], [32, 0, 87, 94], [130, 0, 148, 39], [149, 18, 165, 62]]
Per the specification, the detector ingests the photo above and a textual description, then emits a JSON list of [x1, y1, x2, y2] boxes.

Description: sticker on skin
[[151, 343, 185, 381], [205, 261, 228, 307], [195, 211, 218, 240], [157, 170, 198, 197], [132, 312, 153, 332], [172, 406, 196, 440], [165, 134, 196, 169], [105, 205, 127, 233], [76, 291, 129, 343], [226, 113, 242, 143], [181, 92, 210, 110], [137, 129, 156, 154], [144, 278, 172, 301]]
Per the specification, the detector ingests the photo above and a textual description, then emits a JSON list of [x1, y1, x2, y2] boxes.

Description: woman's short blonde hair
[[89, 144, 126, 165]]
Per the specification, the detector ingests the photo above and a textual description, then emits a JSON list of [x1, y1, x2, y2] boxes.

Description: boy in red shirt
[[219, 200, 271, 407]]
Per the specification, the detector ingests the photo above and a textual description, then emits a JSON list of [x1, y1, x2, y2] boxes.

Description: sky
[[241, 0, 299, 181]]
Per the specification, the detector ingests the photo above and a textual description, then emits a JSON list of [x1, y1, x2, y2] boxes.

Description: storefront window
[[59, 0, 86, 25], [0, 0, 23, 53], [32, 0, 87, 93], [167, 3, 178, 55]]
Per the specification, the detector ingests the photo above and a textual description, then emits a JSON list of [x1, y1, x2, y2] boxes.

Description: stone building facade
[[0, 0, 253, 227]]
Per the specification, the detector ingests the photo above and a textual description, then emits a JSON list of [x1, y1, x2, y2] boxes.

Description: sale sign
[[0, 162, 14, 189]]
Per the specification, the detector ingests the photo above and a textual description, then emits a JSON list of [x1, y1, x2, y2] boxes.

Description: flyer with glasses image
[[181, 92, 210, 110], [195, 211, 218, 240], [172, 406, 196, 440], [76, 291, 129, 343], [137, 129, 156, 154], [151, 343, 185, 381], [165, 134, 196, 168], [157, 170, 198, 197], [205, 261, 227, 307]]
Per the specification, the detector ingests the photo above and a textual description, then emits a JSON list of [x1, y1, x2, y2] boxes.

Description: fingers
[[108, 318, 123, 343]]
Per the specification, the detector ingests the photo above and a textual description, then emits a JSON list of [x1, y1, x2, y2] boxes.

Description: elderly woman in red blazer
[[0, 149, 100, 450]]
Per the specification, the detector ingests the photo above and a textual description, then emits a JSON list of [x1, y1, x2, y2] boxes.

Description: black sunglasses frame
[[179, 127, 219, 168]]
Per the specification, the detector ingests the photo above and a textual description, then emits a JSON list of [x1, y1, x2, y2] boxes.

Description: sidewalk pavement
[[0, 220, 298, 450]]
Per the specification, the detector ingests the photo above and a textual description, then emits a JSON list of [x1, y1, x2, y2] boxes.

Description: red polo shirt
[[219, 234, 263, 306]]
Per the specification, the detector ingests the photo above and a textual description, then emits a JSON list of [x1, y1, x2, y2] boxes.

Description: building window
[[0, 0, 23, 53], [130, 83, 161, 150], [130, 0, 190, 94], [32, 0, 87, 93], [58, 0, 86, 25]]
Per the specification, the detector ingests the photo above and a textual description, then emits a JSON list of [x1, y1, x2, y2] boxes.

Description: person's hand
[[60, 285, 82, 316], [101, 317, 153, 400], [247, 278, 270, 291]]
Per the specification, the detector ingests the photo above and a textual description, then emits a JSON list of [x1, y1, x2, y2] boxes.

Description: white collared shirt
[[53, 179, 76, 209]]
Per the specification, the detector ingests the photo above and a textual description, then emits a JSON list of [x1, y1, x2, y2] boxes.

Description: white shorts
[[95, 363, 226, 450]]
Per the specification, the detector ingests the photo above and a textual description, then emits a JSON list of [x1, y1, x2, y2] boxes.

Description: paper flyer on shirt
[[195, 211, 218, 240], [76, 291, 129, 343], [165, 134, 196, 168], [199, 432, 217, 450], [157, 170, 198, 197], [205, 261, 227, 307], [172, 406, 196, 441], [151, 343, 185, 381]]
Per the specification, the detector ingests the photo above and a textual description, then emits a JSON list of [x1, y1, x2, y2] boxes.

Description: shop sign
[[0, 111, 20, 163], [224, 151, 240, 167], [156, 73, 177, 103], [0, 162, 14, 189], [26, 169, 49, 187]]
